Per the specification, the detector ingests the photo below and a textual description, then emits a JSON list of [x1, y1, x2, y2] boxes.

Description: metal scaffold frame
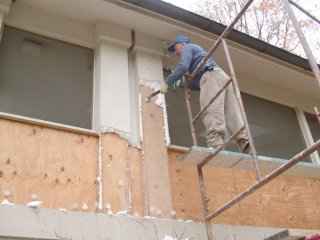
[[182, 1, 320, 239]]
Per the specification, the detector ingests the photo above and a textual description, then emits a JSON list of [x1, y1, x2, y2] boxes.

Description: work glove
[[160, 82, 168, 94], [167, 78, 184, 90]]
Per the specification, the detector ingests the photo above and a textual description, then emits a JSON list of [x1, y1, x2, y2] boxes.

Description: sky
[[164, 0, 319, 13], [164, 0, 195, 9], [163, 0, 195, 9]]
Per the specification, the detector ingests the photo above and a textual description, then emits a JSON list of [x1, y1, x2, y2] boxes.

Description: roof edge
[[122, 0, 318, 72]]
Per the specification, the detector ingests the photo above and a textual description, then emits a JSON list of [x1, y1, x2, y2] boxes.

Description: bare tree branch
[[194, 0, 319, 62]]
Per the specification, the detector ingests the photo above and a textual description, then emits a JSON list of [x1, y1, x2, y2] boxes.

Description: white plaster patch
[[81, 203, 89, 211], [162, 235, 189, 240], [115, 210, 129, 216], [100, 126, 141, 148], [26, 200, 42, 208], [139, 82, 171, 145], [161, 93, 171, 145], [97, 133, 103, 211], [162, 236, 176, 240], [154, 94, 165, 108], [138, 93, 144, 143], [1, 199, 14, 206], [140, 81, 166, 108], [140, 80, 161, 92]]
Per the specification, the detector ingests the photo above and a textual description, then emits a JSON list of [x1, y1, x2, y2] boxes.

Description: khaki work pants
[[199, 67, 248, 148]]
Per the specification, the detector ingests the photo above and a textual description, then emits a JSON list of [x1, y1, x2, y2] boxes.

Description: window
[[166, 87, 206, 147], [305, 112, 320, 142], [0, 27, 93, 129], [165, 84, 308, 160], [305, 112, 320, 156], [242, 94, 308, 160]]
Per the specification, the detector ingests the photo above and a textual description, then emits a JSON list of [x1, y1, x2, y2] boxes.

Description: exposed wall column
[[134, 32, 173, 217], [0, 0, 11, 41], [93, 23, 138, 213], [93, 23, 133, 137]]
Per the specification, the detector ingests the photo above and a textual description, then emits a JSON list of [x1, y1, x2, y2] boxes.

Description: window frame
[[296, 108, 320, 165], [0, 25, 95, 130], [165, 83, 320, 166]]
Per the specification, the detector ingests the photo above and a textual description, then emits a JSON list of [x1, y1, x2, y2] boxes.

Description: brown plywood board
[[0, 119, 98, 210], [128, 146, 145, 216], [168, 149, 320, 229], [140, 85, 173, 217], [101, 133, 144, 215]]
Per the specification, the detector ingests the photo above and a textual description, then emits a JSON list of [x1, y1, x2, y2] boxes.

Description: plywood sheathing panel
[[0, 118, 97, 210], [128, 146, 145, 215], [140, 85, 173, 217], [168, 149, 320, 229], [101, 133, 144, 215]]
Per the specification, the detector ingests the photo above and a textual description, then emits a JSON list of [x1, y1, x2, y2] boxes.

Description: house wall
[[0, 0, 174, 216], [0, 0, 320, 232], [134, 34, 173, 216], [0, 118, 98, 210], [0, 115, 320, 229], [0, 117, 145, 214], [93, 23, 133, 136], [5, 1, 95, 48], [168, 148, 320, 229], [101, 133, 144, 215]]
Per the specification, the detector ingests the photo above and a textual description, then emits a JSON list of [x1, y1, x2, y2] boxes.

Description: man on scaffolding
[[161, 35, 250, 153]]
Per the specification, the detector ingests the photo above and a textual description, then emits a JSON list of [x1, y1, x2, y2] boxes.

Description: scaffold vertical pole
[[222, 39, 261, 180]]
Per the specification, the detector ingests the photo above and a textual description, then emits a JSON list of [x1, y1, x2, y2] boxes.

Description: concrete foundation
[[0, 206, 318, 240], [0, 205, 206, 240]]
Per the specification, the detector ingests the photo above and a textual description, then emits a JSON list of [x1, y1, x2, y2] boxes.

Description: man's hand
[[167, 78, 184, 90]]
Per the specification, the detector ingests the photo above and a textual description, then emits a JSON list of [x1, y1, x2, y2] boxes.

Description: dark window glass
[[165, 79, 307, 160], [242, 94, 308, 160], [305, 112, 320, 155], [0, 27, 93, 128]]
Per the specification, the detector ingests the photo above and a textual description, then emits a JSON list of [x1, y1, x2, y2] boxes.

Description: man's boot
[[237, 138, 251, 154]]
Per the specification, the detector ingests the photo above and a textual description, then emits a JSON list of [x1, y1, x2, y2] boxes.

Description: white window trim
[[0, 112, 99, 137], [295, 108, 320, 165]]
